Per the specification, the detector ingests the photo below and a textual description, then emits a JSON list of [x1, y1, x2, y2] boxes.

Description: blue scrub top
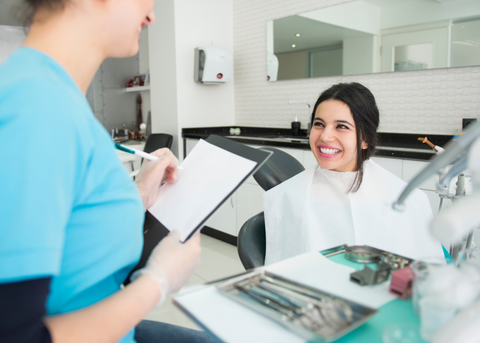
[[0, 48, 144, 342]]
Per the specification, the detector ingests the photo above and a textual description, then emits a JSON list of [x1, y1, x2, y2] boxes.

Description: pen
[[115, 143, 159, 161], [114, 143, 184, 170]]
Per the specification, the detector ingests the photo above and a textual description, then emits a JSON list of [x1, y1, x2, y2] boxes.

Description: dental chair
[[237, 147, 305, 270], [129, 133, 173, 178], [143, 133, 173, 154]]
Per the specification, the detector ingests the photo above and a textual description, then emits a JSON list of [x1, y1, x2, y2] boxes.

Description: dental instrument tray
[[322, 244, 413, 271], [216, 271, 378, 342]]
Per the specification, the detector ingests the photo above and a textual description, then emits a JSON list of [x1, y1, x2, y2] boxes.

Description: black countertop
[[182, 126, 453, 161]]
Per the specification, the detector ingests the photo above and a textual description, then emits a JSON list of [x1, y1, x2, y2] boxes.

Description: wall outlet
[[462, 118, 479, 130]]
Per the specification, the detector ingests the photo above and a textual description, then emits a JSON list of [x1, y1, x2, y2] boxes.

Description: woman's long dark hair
[[21, 0, 68, 26], [310, 82, 379, 192]]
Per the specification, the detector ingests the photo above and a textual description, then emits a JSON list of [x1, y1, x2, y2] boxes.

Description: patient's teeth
[[320, 147, 340, 155]]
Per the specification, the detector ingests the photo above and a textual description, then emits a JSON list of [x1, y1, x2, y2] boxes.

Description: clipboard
[[124, 135, 272, 285]]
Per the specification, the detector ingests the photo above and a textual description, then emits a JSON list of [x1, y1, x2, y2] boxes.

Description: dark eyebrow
[[313, 117, 354, 127], [335, 120, 354, 127]]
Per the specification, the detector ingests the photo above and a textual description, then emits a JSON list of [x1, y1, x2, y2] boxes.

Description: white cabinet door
[[371, 156, 403, 179], [186, 138, 199, 156], [236, 183, 265, 235], [402, 160, 437, 191], [204, 193, 237, 236], [303, 150, 318, 169]]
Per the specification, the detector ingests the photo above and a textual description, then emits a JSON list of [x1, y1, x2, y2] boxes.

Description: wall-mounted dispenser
[[267, 52, 278, 81], [194, 46, 233, 85]]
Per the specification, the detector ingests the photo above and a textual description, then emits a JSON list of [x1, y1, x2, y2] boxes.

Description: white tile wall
[[0, 25, 25, 64], [233, 0, 480, 135]]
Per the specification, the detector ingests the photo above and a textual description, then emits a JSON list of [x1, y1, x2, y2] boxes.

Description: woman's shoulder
[[364, 159, 406, 185], [0, 49, 98, 155], [363, 159, 429, 204], [1, 48, 83, 104]]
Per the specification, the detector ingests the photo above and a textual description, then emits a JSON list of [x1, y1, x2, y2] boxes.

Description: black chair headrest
[[253, 147, 305, 191]]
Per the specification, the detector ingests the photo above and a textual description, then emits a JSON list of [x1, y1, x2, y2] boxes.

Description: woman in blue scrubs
[[0, 1, 212, 342]]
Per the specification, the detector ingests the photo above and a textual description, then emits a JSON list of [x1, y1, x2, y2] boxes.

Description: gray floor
[[143, 234, 245, 330]]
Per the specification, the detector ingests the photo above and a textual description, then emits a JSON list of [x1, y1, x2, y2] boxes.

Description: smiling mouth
[[319, 147, 341, 155]]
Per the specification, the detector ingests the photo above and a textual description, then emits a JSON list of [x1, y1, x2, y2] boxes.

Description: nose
[[320, 126, 335, 143], [146, 9, 156, 25]]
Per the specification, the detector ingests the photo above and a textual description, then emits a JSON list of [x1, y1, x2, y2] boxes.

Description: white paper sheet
[[148, 139, 257, 241], [175, 285, 304, 343], [265, 252, 396, 309]]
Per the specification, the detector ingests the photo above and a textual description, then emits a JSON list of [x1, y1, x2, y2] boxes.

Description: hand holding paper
[[135, 148, 179, 209], [148, 139, 257, 241], [124, 136, 271, 283], [147, 137, 272, 242]]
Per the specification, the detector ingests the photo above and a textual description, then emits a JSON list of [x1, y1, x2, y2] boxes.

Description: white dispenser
[[194, 46, 233, 84], [267, 52, 278, 81]]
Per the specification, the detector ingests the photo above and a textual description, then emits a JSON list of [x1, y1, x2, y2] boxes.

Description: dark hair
[[310, 82, 379, 192], [21, 0, 68, 26]]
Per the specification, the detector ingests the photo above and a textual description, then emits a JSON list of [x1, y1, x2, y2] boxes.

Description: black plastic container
[[291, 121, 301, 136]]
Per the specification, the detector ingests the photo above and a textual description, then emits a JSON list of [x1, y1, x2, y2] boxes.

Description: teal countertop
[[328, 254, 425, 343]]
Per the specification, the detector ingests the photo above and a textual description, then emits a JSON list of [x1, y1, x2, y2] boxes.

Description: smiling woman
[[0, 1, 213, 343], [309, 83, 378, 192], [311, 101, 364, 171], [263, 82, 444, 266]]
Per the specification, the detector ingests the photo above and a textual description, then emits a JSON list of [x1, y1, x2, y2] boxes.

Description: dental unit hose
[[418, 137, 445, 154]]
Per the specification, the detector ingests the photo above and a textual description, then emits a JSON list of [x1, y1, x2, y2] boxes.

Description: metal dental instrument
[[261, 275, 353, 325], [253, 281, 311, 312], [235, 282, 329, 332], [235, 284, 296, 319]]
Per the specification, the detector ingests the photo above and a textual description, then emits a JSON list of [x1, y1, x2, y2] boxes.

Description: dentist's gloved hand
[[135, 148, 179, 209], [131, 230, 201, 306]]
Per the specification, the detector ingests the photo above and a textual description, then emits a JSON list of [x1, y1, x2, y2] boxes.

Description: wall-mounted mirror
[[267, 0, 480, 81]]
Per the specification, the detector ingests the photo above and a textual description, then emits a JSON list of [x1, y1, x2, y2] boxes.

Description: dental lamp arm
[[393, 120, 480, 211]]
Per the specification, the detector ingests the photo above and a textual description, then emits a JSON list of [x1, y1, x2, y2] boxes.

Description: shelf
[[124, 85, 150, 92]]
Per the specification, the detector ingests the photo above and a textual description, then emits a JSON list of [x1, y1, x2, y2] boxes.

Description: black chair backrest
[[238, 147, 306, 269], [237, 212, 266, 270], [253, 147, 305, 191], [143, 133, 173, 153]]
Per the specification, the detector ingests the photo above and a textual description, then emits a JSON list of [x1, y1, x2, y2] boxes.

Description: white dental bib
[[263, 160, 444, 265]]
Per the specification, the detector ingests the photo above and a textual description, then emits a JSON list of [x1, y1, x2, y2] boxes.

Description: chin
[[316, 157, 342, 171], [111, 42, 139, 58]]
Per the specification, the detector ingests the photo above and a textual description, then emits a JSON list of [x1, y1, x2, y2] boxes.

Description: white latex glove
[[131, 230, 201, 306], [135, 148, 179, 209]]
